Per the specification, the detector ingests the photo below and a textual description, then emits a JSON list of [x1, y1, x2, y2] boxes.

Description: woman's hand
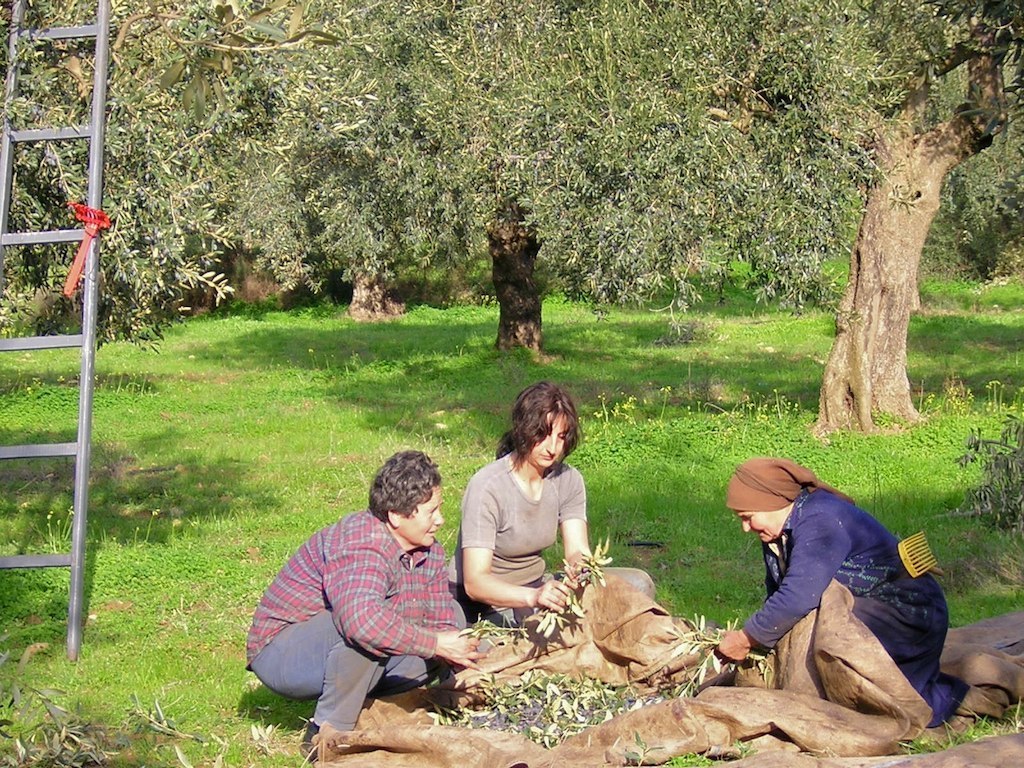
[[529, 578, 574, 612], [716, 629, 754, 662], [562, 553, 592, 588]]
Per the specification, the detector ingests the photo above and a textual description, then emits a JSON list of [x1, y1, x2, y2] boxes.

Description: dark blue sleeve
[[744, 501, 852, 647]]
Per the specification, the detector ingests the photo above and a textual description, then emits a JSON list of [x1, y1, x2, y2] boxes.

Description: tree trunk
[[816, 37, 1005, 434], [489, 203, 542, 352], [348, 272, 405, 322]]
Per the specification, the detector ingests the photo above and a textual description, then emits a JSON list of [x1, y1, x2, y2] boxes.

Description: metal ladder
[[0, 0, 111, 661]]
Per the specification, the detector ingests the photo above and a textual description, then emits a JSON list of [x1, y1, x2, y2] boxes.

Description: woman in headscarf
[[716, 457, 968, 727]]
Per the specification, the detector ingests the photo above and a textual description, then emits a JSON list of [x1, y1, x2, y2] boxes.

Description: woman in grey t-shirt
[[450, 381, 654, 625]]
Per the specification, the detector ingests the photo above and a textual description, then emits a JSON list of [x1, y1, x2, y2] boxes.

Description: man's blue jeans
[[249, 610, 444, 729]]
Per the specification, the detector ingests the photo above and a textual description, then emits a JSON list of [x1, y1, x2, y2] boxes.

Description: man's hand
[[716, 629, 754, 662], [434, 630, 486, 670]]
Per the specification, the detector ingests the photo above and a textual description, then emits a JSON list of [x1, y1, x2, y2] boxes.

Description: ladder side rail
[[67, 0, 112, 662], [0, 0, 28, 292]]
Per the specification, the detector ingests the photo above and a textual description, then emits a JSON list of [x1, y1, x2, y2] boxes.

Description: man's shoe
[[312, 722, 348, 759], [300, 721, 319, 763]]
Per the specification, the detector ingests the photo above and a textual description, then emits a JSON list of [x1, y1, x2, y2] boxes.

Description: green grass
[[1, 289, 1023, 766]]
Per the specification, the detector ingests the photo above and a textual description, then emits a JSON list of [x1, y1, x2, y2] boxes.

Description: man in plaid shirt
[[246, 450, 484, 757]]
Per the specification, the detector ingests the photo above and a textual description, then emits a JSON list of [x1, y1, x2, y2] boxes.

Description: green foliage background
[[3, 0, 1022, 347]]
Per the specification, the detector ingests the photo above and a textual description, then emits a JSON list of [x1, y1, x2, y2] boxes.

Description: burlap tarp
[[317, 575, 1024, 766]]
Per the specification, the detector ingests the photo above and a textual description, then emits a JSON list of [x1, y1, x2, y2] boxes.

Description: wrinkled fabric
[[720, 733, 1024, 767], [316, 578, 1024, 767]]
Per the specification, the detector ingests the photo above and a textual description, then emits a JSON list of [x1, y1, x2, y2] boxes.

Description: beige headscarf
[[725, 457, 854, 511]]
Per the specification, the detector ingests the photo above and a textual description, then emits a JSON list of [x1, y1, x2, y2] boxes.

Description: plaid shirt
[[246, 510, 457, 665]]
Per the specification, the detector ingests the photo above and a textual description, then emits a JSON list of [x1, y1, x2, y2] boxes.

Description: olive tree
[[400, 0, 1024, 431], [367, 0, 871, 350], [214, 1, 481, 320], [10, 0, 1019, 426], [816, 0, 1023, 433], [0, 0, 346, 342], [937, 131, 1024, 279], [410, 0, 1021, 429]]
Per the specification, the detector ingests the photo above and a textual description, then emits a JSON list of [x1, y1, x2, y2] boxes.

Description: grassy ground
[[1, 286, 1023, 766]]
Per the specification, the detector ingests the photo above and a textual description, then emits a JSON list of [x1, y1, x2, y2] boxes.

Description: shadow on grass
[[0, 442, 279, 550], [909, 314, 1024, 395], [11, 300, 1012, 476], [0, 437, 283, 648], [2, 299, 1021, 652], [236, 684, 311, 733], [170, 305, 835, 444]]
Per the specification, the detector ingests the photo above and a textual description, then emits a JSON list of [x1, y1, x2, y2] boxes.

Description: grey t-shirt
[[451, 455, 587, 588]]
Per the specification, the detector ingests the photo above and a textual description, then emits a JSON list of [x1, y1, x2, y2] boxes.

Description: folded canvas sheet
[[318, 577, 1024, 767]]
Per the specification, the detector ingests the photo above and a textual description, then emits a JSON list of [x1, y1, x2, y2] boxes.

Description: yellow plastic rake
[[898, 530, 942, 577]]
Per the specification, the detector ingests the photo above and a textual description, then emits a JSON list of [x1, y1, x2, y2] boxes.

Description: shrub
[[958, 415, 1024, 533]]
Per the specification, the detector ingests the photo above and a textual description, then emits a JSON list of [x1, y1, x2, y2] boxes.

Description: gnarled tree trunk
[[348, 272, 405, 322], [817, 34, 1005, 434], [489, 203, 542, 352]]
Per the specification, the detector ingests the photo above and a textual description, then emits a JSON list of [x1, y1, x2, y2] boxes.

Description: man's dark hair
[[496, 381, 580, 466], [369, 450, 441, 521]]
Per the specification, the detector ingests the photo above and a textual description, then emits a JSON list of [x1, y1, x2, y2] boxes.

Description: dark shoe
[[300, 721, 319, 763]]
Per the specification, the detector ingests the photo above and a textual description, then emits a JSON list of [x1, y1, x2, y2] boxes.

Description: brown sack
[[722, 732, 1024, 767], [941, 611, 1024, 717], [557, 687, 926, 763], [318, 580, 1024, 767], [735, 581, 932, 740], [946, 611, 1024, 655], [439, 572, 706, 706], [318, 724, 548, 768]]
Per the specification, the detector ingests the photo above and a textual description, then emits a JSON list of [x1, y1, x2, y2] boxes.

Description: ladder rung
[[19, 25, 100, 41], [0, 334, 83, 351], [0, 553, 72, 569], [0, 443, 78, 460], [1, 229, 84, 246], [10, 126, 92, 142]]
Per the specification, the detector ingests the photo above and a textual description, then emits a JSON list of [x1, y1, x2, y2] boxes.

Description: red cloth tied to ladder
[[63, 202, 111, 298]]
